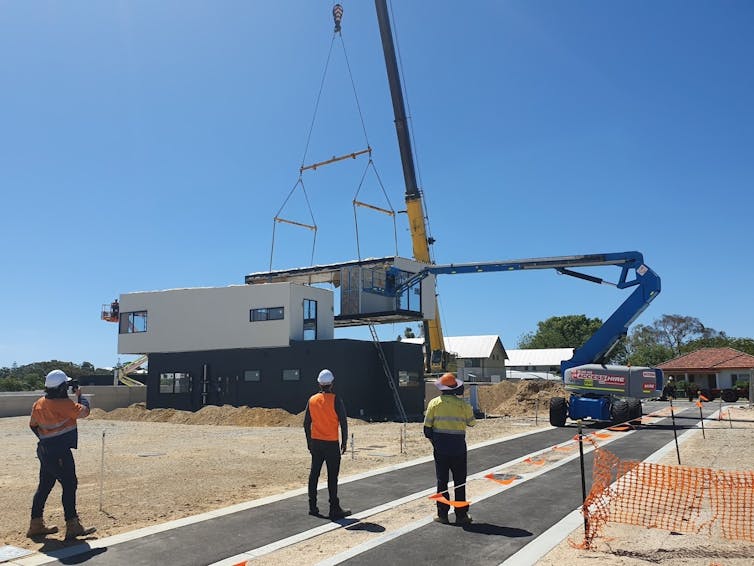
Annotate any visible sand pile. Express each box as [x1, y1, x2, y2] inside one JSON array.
[[88, 403, 305, 427], [477, 379, 567, 416]]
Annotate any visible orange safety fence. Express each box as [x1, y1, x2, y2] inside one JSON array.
[[574, 443, 754, 549]]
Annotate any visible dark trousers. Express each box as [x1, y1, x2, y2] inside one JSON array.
[[31, 443, 78, 521], [308, 440, 341, 508], [434, 450, 469, 518]]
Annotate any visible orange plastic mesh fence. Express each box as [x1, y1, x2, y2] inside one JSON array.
[[578, 447, 754, 548]]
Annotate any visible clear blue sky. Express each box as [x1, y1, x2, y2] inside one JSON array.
[[2, 1, 752, 369]]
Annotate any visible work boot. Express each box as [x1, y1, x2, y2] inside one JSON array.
[[65, 516, 96, 540], [455, 512, 473, 525], [309, 504, 320, 517], [433, 515, 450, 525], [26, 517, 59, 538], [328, 505, 351, 520]]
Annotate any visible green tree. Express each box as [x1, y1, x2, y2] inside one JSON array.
[[517, 315, 603, 349], [0, 360, 113, 391], [0, 377, 26, 392], [625, 314, 724, 366]]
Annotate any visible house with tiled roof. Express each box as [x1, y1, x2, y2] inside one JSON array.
[[657, 347, 754, 398]]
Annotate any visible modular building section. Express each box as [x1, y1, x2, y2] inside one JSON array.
[[117, 283, 334, 355], [146, 339, 425, 420], [245, 256, 437, 327]]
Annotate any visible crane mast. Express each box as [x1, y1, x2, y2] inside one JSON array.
[[374, 0, 446, 373]]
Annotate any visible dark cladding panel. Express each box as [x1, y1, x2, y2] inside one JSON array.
[[146, 340, 424, 420]]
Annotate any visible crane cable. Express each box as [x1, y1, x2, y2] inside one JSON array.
[[352, 159, 398, 261], [269, 177, 318, 271], [270, 3, 397, 270]]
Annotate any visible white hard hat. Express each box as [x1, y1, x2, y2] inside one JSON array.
[[317, 369, 335, 385], [45, 369, 71, 388]]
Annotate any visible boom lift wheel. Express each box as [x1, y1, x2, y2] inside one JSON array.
[[627, 398, 642, 423], [611, 400, 631, 425], [549, 397, 567, 427]]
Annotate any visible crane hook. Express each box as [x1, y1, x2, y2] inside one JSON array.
[[333, 4, 343, 33]]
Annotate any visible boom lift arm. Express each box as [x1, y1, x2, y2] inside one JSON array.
[[375, 0, 446, 372], [392, 251, 661, 372]]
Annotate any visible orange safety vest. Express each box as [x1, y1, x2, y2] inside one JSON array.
[[308, 392, 340, 441], [30, 397, 89, 442]]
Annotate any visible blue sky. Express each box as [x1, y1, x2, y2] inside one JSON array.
[[2, 1, 752, 369]]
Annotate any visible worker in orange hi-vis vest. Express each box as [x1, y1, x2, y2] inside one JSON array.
[[424, 372, 476, 525], [304, 369, 351, 520], [27, 370, 96, 540]]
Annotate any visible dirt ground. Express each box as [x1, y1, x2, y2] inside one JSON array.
[[2, 382, 753, 566]]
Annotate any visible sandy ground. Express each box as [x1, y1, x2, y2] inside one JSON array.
[[0, 405, 545, 554], [2, 388, 753, 566]]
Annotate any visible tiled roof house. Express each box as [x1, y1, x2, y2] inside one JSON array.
[[658, 347, 754, 397]]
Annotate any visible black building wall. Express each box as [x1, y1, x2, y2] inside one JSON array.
[[146, 339, 425, 420]]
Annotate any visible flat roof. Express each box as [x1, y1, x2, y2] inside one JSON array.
[[245, 256, 399, 286]]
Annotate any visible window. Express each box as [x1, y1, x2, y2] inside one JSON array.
[[397, 271, 422, 312], [250, 306, 284, 322], [282, 369, 300, 381], [244, 369, 261, 382], [160, 372, 190, 393], [119, 311, 148, 334], [303, 299, 317, 341], [398, 370, 420, 387]]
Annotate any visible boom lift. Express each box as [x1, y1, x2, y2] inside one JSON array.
[[390, 251, 664, 425], [375, 0, 449, 374]]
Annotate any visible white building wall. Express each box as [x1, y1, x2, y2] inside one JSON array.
[[118, 283, 333, 354]]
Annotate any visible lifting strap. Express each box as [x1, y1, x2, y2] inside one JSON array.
[[352, 158, 398, 260], [269, 177, 317, 271]]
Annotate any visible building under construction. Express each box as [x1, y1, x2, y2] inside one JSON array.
[[112, 256, 436, 420]]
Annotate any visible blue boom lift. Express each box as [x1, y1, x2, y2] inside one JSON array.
[[391, 251, 663, 426]]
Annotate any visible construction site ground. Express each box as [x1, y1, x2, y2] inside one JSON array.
[[0, 380, 752, 565]]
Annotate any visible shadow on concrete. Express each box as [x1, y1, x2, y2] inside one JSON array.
[[459, 523, 532, 537], [345, 521, 386, 533], [59, 546, 108, 564]]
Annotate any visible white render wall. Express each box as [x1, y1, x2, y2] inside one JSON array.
[[118, 283, 333, 354]]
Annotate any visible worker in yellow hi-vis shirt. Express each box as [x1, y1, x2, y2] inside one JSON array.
[[424, 372, 475, 525]]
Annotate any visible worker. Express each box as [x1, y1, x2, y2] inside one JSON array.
[[662, 376, 676, 400], [110, 299, 119, 320], [27, 370, 96, 540], [424, 372, 475, 525], [304, 369, 351, 520]]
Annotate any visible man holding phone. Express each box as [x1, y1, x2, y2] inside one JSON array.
[[27, 369, 96, 540]]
